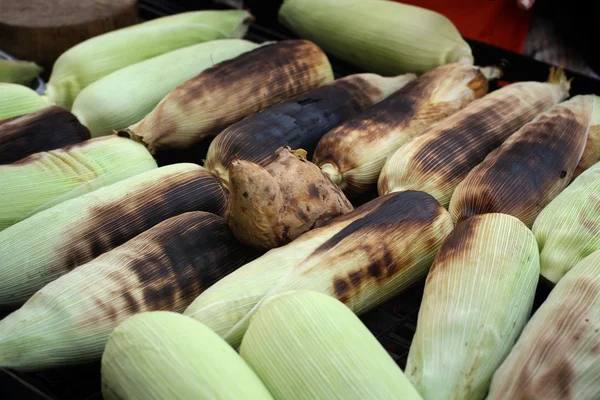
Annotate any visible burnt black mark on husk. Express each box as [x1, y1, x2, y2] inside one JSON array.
[[0, 106, 90, 164], [308, 183, 320, 199]]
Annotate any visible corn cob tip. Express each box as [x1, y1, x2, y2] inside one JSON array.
[[320, 163, 342, 185], [480, 66, 503, 80], [116, 128, 154, 154]]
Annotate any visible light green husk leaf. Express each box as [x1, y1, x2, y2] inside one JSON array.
[[0, 59, 42, 85], [0, 83, 53, 120]]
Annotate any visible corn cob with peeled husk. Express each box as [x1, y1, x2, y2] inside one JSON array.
[[240, 290, 422, 400], [533, 161, 600, 284], [0, 136, 157, 230], [0, 83, 53, 120], [0, 212, 258, 371], [102, 311, 273, 399], [487, 249, 600, 400], [0, 59, 42, 85], [0, 163, 228, 306], [72, 39, 261, 137], [312, 63, 500, 195], [450, 95, 595, 228], [185, 190, 453, 347], [406, 213, 540, 400], [46, 10, 252, 110], [119, 40, 334, 154], [575, 95, 600, 176], [204, 72, 416, 185], [226, 147, 353, 250], [378, 68, 570, 206], [0, 106, 90, 164], [278, 0, 473, 75]]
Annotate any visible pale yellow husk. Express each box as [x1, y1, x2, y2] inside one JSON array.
[[0, 83, 53, 120], [0, 59, 42, 85]]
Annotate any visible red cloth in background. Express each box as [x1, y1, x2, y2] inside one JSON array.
[[397, 0, 533, 54]]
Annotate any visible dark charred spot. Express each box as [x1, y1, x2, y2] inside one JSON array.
[[348, 271, 362, 286], [297, 207, 309, 222], [560, 170, 567, 179], [296, 97, 321, 106], [121, 292, 140, 313], [308, 184, 320, 199], [334, 278, 350, 298], [432, 216, 480, 268], [243, 191, 249, 198], [368, 263, 382, 278]]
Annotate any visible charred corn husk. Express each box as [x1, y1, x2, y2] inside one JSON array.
[[488, 249, 600, 400], [278, 0, 473, 75], [185, 190, 453, 347], [533, 161, 600, 284], [313, 64, 499, 195], [0, 59, 42, 85], [204, 72, 416, 184], [0, 83, 53, 120], [72, 39, 260, 137], [0, 106, 90, 164], [119, 40, 334, 154], [0, 212, 258, 370], [406, 214, 540, 400], [0, 163, 228, 306], [240, 290, 422, 400], [450, 95, 595, 228], [575, 96, 600, 176], [0, 136, 156, 230], [47, 10, 252, 110], [226, 147, 353, 250], [102, 311, 273, 400], [378, 68, 570, 206]]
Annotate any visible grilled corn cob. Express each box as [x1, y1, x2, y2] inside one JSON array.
[[240, 290, 423, 400], [450, 95, 595, 227], [313, 64, 498, 195], [46, 10, 252, 110], [488, 249, 600, 400], [119, 40, 334, 154], [204, 72, 416, 184], [72, 39, 260, 137], [102, 311, 273, 399], [575, 95, 600, 176], [278, 0, 473, 75], [406, 213, 540, 400], [185, 190, 453, 347], [0, 163, 228, 306], [226, 147, 353, 249], [533, 161, 600, 284], [0, 212, 258, 370], [0, 83, 53, 120], [0, 136, 156, 230], [378, 68, 570, 206], [0, 106, 90, 164], [0, 59, 42, 85]]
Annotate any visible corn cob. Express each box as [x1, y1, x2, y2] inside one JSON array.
[[533, 161, 600, 284], [185, 190, 453, 347], [0, 136, 156, 230], [0, 212, 258, 371], [0, 59, 42, 85], [119, 40, 334, 154], [487, 249, 600, 400], [0, 106, 90, 164], [575, 95, 600, 176], [226, 147, 353, 249], [204, 72, 416, 184], [378, 68, 570, 206], [0, 163, 228, 306], [72, 39, 260, 137], [450, 95, 595, 228], [102, 311, 273, 399], [0, 83, 53, 120], [46, 10, 252, 110], [313, 64, 499, 195], [278, 0, 473, 75], [406, 213, 540, 400], [240, 290, 423, 400]]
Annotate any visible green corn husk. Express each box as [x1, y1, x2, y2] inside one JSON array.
[[488, 249, 600, 400], [240, 290, 422, 400], [102, 311, 273, 399], [406, 213, 540, 400], [72, 39, 260, 137], [184, 190, 453, 347], [533, 161, 600, 284], [0, 136, 157, 231], [0, 163, 228, 307], [0, 212, 258, 370], [0, 83, 53, 120], [278, 0, 473, 75], [0, 59, 42, 85], [46, 10, 252, 110]]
